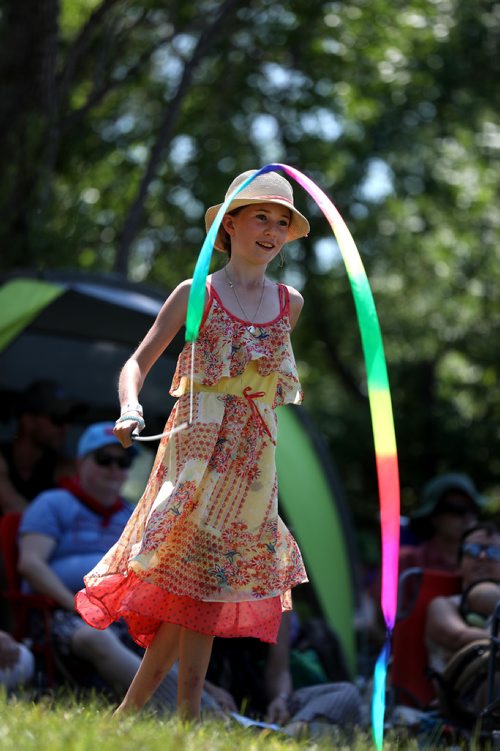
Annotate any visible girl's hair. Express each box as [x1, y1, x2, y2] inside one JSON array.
[[219, 207, 243, 256]]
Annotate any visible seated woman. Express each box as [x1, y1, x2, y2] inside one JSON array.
[[425, 521, 500, 723], [401, 473, 485, 574]]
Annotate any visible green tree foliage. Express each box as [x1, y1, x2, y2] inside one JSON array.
[[0, 0, 498, 543]]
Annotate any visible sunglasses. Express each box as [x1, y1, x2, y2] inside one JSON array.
[[92, 451, 133, 469], [461, 542, 500, 562]]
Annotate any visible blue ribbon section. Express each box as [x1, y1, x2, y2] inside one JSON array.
[[372, 631, 392, 750]]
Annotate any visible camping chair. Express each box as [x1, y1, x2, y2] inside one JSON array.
[[0, 511, 57, 686], [481, 600, 500, 726], [430, 595, 500, 734], [390, 567, 461, 709], [486, 601, 500, 707]]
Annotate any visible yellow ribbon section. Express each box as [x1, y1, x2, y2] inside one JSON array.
[[369, 389, 397, 457]]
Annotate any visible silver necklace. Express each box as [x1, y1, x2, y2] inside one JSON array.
[[224, 266, 266, 336]]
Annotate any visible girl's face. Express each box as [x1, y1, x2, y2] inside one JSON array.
[[223, 203, 291, 262]]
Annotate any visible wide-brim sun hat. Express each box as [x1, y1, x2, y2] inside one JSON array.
[[411, 472, 487, 520], [205, 169, 310, 252]]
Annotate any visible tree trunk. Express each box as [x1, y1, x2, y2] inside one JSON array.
[[114, 0, 241, 276], [0, 0, 59, 263]]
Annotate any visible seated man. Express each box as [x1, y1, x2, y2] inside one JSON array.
[[205, 610, 362, 734], [425, 521, 500, 721], [17, 422, 143, 698]]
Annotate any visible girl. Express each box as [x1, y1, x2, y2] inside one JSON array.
[[75, 169, 310, 719]]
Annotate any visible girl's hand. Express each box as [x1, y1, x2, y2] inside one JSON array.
[[113, 416, 144, 448]]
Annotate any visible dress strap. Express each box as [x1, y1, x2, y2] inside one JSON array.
[[278, 284, 290, 316], [199, 280, 215, 330]]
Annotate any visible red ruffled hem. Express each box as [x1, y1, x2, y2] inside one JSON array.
[[75, 570, 286, 648]]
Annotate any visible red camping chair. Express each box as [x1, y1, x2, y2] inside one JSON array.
[[390, 567, 461, 708], [0, 511, 57, 685]]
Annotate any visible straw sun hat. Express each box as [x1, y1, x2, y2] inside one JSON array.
[[204, 169, 310, 252]]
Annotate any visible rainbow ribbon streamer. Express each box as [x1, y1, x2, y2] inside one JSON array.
[[186, 164, 400, 749]]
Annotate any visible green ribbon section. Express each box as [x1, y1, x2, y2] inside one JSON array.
[[350, 274, 389, 391]]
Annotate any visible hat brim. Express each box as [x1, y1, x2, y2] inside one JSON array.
[[205, 197, 310, 252], [411, 475, 487, 521], [412, 495, 486, 520], [78, 437, 139, 459]]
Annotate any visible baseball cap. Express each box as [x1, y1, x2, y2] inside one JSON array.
[[77, 421, 138, 459], [20, 379, 85, 421]]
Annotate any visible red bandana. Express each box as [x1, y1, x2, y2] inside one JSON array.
[[59, 475, 124, 527]]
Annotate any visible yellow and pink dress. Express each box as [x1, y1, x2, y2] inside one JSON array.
[[76, 282, 308, 646]]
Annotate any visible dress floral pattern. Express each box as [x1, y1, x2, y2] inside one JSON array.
[[75, 282, 308, 647]]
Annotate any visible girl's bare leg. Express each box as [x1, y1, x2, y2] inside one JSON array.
[[177, 627, 214, 720], [115, 621, 181, 714]]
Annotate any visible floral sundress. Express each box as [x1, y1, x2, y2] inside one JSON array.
[[76, 281, 308, 646]]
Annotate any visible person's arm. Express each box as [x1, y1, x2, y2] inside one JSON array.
[[287, 286, 304, 331], [114, 280, 192, 447], [425, 595, 490, 654], [264, 612, 293, 724], [465, 582, 500, 619], [0, 452, 28, 513], [17, 533, 75, 611]]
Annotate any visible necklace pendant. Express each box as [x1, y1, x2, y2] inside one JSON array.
[[247, 325, 257, 335]]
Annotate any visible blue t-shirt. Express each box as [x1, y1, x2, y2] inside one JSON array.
[[19, 489, 133, 593]]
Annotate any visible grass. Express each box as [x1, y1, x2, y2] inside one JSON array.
[[0, 692, 428, 751]]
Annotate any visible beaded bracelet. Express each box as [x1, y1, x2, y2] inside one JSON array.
[[116, 412, 145, 429]]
